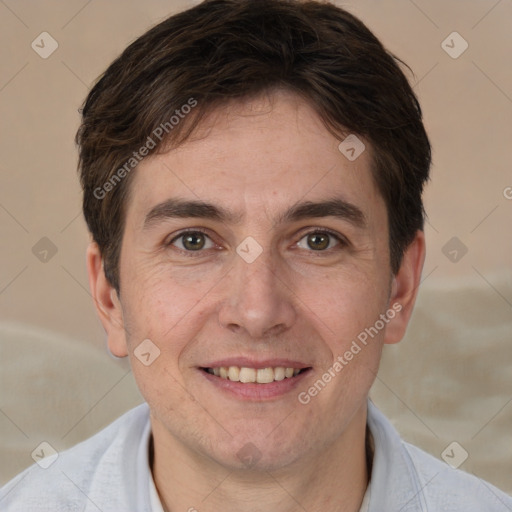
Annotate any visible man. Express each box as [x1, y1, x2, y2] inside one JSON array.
[[1, 0, 511, 510]]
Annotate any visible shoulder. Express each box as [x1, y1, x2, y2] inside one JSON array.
[[366, 400, 512, 511], [402, 441, 512, 511], [0, 403, 150, 512]]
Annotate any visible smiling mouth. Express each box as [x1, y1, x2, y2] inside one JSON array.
[[201, 366, 311, 384]]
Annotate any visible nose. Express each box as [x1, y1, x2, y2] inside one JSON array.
[[217, 246, 297, 339]]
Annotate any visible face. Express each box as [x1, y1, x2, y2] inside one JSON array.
[[89, 90, 422, 472]]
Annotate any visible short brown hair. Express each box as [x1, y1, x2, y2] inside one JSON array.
[[77, 0, 431, 294]]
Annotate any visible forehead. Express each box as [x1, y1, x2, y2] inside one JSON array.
[[126, 90, 383, 227]]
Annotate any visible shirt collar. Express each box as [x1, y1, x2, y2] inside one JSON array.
[[366, 399, 429, 511], [148, 468, 166, 512]]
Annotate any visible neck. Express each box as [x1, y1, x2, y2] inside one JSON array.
[[150, 402, 371, 512]]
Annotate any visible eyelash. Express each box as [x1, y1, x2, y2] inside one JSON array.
[[167, 227, 347, 256]]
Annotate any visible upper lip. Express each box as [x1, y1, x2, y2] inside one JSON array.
[[200, 357, 312, 369]]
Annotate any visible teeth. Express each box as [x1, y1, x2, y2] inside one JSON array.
[[239, 367, 256, 383], [274, 367, 285, 381], [256, 367, 274, 383], [206, 366, 305, 383], [228, 366, 240, 382]]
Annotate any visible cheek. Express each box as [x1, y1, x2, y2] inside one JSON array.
[[120, 276, 200, 414], [297, 271, 388, 416], [299, 264, 390, 344], [122, 253, 215, 334], [119, 256, 224, 382]]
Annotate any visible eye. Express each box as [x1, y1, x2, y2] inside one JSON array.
[[169, 230, 215, 252], [296, 230, 345, 251]]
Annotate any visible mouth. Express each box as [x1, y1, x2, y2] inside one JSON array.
[[198, 363, 313, 401], [201, 365, 311, 383]]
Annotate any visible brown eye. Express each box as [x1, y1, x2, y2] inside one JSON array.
[[170, 231, 213, 251], [183, 232, 205, 250], [307, 233, 329, 250], [296, 230, 343, 252]]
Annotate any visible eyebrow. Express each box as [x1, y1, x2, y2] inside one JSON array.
[[143, 197, 366, 230]]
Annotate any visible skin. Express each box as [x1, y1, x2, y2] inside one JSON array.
[[87, 89, 425, 512]]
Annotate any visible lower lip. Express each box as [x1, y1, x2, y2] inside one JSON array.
[[199, 368, 312, 401]]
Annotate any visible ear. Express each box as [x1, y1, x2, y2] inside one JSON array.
[[86, 241, 128, 357], [383, 230, 426, 345]]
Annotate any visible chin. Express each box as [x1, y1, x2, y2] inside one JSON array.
[[209, 432, 310, 473]]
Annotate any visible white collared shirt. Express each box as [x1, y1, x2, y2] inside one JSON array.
[[1, 400, 510, 511]]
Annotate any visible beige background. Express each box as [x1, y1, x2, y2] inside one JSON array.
[[1, 0, 511, 498]]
